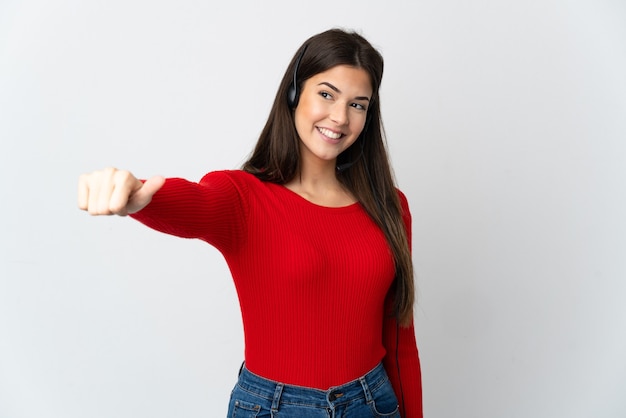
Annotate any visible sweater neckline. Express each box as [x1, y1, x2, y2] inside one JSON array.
[[271, 183, 362, 212]]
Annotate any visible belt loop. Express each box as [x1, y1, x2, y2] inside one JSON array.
[[271, 382, 284, 412], [359, 377, 373, 403]]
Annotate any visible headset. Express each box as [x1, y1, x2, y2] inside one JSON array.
[[287, 45, 308, 108], [288, 44, 369, 173]]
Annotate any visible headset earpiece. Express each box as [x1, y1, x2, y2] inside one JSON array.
[[287, 45, 308, 108], [287, 86, 298, 108]]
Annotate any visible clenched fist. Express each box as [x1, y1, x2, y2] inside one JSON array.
[[78, 168, 165, 216]]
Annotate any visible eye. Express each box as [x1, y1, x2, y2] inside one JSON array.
[[319, 91, 333, 100], [351, 102, 367, 111]]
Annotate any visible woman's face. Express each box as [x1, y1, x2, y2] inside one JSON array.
[[294, 65, 372, 169]]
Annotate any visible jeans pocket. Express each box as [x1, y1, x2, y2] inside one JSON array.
[[369, 400, 400, 418], [368, 379, 401, 417], [231, 399, 261, 418]]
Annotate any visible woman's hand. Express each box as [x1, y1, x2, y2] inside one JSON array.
[[78, 168, 165, 216]]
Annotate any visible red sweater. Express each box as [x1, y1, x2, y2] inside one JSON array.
[[131, 170, 422, 417]]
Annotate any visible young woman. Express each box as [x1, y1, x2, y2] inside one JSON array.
[[78, 28, 422, 418]]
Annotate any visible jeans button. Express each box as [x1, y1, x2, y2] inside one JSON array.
[[329, 392, 343, 401]]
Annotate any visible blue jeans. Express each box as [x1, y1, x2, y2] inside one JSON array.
[[227, 363, 401, 417]]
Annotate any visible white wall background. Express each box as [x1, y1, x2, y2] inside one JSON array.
[[1, 0, 625, 417]]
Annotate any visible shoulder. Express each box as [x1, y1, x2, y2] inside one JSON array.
[[395, 188, 412, 231], [199, 170, 277, 204], [395, 188, 411, 213], [199, 169, 261, 190], [200, 169, 257, 182]]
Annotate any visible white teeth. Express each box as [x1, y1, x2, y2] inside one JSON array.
[[318, 127, 342, 139]]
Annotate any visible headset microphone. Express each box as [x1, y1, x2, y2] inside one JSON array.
[[336, 146, 364, 172], [336, 113, 371, 172]]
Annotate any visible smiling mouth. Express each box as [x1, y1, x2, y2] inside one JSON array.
[[317, 127, 344, 140]]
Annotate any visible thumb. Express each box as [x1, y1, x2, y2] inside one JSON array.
[[126, 175, 166, 214]]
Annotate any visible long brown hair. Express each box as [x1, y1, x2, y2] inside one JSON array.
[[242, 28, 415, 325]]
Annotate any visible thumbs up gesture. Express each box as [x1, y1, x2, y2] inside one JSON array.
[[78, 168, 165, 216]]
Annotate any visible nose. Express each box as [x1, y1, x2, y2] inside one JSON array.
[[330, 103, 349, 126]]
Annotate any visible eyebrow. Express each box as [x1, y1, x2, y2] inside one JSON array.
[[317, 82, 370, 102]]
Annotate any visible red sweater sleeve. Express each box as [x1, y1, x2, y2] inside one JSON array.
[[129, 171, 248, 253], [383, 313, 423, 418], [382, 190, 423, 418]]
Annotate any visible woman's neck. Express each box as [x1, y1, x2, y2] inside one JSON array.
[[284, 161, 356, 207]]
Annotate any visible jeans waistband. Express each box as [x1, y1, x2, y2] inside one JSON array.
[[236, 363, 389, 409]]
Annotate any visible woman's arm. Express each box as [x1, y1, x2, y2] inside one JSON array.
[[382, 189, 423, 418], [78, 169, 248, 252], [383, 313, 423, 418]]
